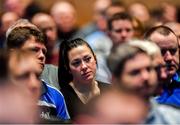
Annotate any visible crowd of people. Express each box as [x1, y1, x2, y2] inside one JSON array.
[[0, 0, 180, 124]]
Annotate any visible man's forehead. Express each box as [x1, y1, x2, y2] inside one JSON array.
[[124, 53, 151, 69], [22, 36, 46, 49], [150, 32, 178, 48]]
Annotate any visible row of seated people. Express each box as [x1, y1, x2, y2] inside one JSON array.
[[0, 16, 180, 123]]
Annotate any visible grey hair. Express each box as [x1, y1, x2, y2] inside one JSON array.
[[127, 39, 161, 58]]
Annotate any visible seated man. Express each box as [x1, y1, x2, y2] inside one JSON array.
[[144, 25, 180, 107], [6, 26, 70, 122], [8, 50, 70, 122], [107, 43, 180, 124], [6, 19, 60, 90]]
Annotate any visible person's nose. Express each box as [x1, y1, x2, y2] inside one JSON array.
[[37, 50, 45, 62], [163, 51, 173, 62], [121, 30, 128, 38], [81, 61, 88, 70], [141, 69, 150, 81]]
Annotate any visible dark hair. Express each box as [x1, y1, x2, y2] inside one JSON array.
[[0, 49, 9, 83], [105, 0, 126, 17], [108, 12, 133, 31], [6, 26, 46, 49], [107, 43, 147, 77], [58, 38, 97, 88]]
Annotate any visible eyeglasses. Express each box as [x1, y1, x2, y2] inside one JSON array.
[[161, 48, 178, 56]]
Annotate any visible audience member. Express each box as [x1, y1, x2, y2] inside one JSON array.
[[108, 12, 135, 48], [6, 19, 60, 90], [128, 2, 150, 27], [32, 12, 59, 65], [3, 0, 25, 17], [161, 2, 178, 23], [107, 43, 180, 124], [58, 38, 110, 119], [8, 50, 41, 101], [85, 1, 126, 58], [80, 0, 111, 38], [0, 49, 39, 123], [50, 1, 80, 42], [6, 26, 70, 121], [128, 40, 167, 95], [92, 12, 135, 84], [0, 11, 19, 48], [3, 0, 41, 19], [145, 25, 180, 107]]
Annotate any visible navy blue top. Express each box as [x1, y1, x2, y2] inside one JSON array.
[[156, 72, 180, 107]]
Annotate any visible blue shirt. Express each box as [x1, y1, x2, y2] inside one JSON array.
[[156, 72, 180, 107], [38, 80, 70, 120]]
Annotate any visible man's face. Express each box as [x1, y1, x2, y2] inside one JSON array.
[[118, 53, 157, 97], [32, 15, 57, 48], [152, 53, 167, 85], [110, 19, 134, 45], [9, 55, 42, 101], [21, 36, 47, 72], [51, 2, 76, 33], [150, 32, 179, 77]]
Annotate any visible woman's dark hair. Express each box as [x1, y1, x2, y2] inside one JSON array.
[[58, 38, 97, 88]]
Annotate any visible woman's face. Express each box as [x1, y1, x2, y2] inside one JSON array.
[[68, 45, 97, 84]]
